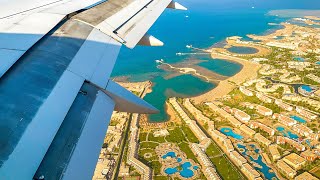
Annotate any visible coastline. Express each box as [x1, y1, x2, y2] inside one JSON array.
[[191, 53, 261, 103]]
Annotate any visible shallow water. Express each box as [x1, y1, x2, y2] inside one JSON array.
[[111, 0, 319, 122]]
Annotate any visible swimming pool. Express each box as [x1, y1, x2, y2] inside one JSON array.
[[276, 126, 299, 139], [162, 151, 176, 159], [220, 127, 243, 140], [237, 144, 278, 180], [300, 85, 312, 92], [163, 152, 198, 178], [293, 57, 305, 62], [290, 115, 306, 123]]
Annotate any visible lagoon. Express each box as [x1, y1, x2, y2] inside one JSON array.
[[227, 46, 259, 54]]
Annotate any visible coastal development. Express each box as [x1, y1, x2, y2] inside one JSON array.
[[94, 15, 320, 180]]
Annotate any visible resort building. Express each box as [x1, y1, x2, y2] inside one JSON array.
[[268, 144, 281, 161], [255, 105, 273, 116], [276, 136, 306, 151], [204, 167, 221, 180], [300, 150, 319, 162], [292, 124, 318, 140], [199, 138, 212, 150], [233, 108, 251, 123], [278, 114, 297, 127], [282, 153, 306, 170], [170, 98, 210, 142], [276, 159, 297, 179], [240, 86, 254, 96], [256, 92, 273, 103], [306, 74, 320, 84], [240, 124, 256, 137], [187, 120, 208, 141], [224, 139, 235, 152], [184, 98, 210, 123], [241, 163, 261, 180], [227, 116, 243, 127], [266, 41, 298, 50], [241, 102, 255, 110], [254, 133, 272, 146], [229, 150, 247, 167], [287, 61, 311, 70], [209, 129, 228, 143], [169, 98, 192, 123], [249, 122, 275, 136], [296, 106, 318, 120], [153, 129, 169, 137], [294, 172, 318, 180], [206, 103, 242, 127], [275, 99, 293, 111], [190, 143, 221, 180], [190, 143, 213, 167], [126, 114, 152, 180]]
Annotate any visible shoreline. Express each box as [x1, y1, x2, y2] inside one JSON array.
[[191, 53, 261, 103]]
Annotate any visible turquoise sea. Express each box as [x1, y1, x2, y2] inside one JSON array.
[[111, 0, 320, 122]]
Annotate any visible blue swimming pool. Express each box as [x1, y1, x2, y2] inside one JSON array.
[[276, 126, 299, 139], [220, 127, 243, 140], [301, 85, 312, 92], [163, 152, 198, 178], [294, 57, 305, 62], [162, 151, 176, 159], [290, 115, 306, 123], [165, 167, 178, 175], [180, 162, 194, 178], [316, 61, 320, 65], [237, 144, 278, 180]]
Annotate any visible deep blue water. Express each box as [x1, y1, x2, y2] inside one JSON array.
[[111, 0, 320, 122]]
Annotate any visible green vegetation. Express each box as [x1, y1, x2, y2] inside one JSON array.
[[139, 132, 148, 142], [206, 143, 245, 180], [154, 176, 168, 180], [181, 125, 199, 143], [303, 77, 320, 85], [148, 133, 166, 143], [214, 120, 232, 128], [177, 142, 198, 163], [140, 142, 159, 149], [194, 102, 218, 119], [166, 127, 186, 143], [205, 144, 221, 157], [223, 88, 282, 114]]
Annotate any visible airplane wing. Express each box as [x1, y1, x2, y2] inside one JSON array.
[[0, 0, 186, 179]]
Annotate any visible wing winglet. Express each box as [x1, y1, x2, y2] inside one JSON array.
[[167, 1, 188, 10], [138, 34, 164, 46]]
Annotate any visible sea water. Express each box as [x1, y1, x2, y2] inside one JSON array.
[[111, 0, 319, 122]]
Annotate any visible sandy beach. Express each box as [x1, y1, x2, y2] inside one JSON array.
[[191, 53, 261, 103]]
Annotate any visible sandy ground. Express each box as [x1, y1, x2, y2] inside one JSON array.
[[305, 16, 320, 21], [191, 53, 261, 103]]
